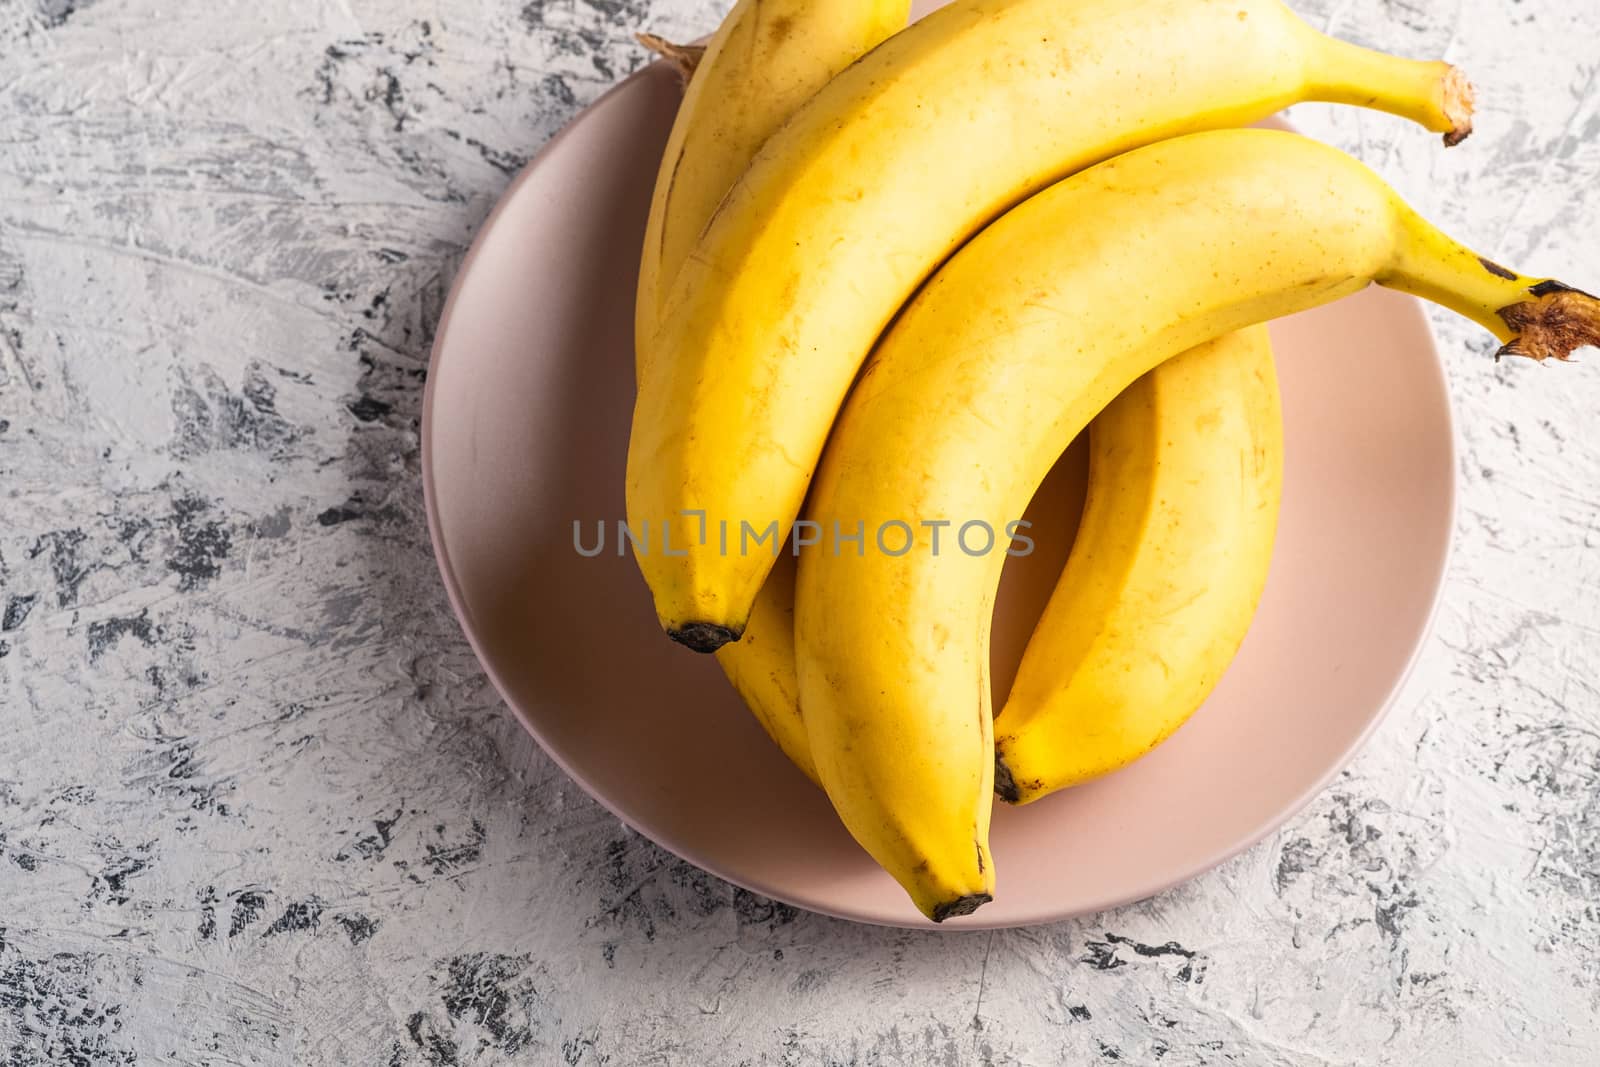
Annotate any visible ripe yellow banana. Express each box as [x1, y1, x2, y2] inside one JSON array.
[[717, 329, 1280, 795], [994, 328, 1283, 804], [796, 128, 1598, 921], [634, 0, 911, 384], [626, 0, 1475, 651], [633, 0, 909, 775], [716, 548, 820, 785]]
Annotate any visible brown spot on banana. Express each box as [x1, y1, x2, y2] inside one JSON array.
[[766, 15, 794, 46], [1479, 257, 1518, 280]]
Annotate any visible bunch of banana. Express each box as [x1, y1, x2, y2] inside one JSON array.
[[632, 0, 1598, 921]]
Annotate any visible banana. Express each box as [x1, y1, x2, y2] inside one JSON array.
[[633, 0, 909, 775], [994, 328, 1282, 804], [717, 329, 1279, 795], [716, 548, 820, 785], [795, 128, 1598, 921], [634, 0, 911, 384], [626, 0, 1475, 651]]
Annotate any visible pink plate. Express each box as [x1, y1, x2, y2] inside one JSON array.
[[421, 63, 1455, 928]]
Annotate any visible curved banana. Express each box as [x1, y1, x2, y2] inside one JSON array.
[[634, 0, 911, 384], [633, 0, 909, 774], [994, 328, 1282, 804], [725, 329, 1281, 792], [626, 0, 1475, 651], [796, 128, 1598, 922]]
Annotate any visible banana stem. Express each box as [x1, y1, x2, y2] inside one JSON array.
[[1383, 208, 1600, 361], [637, 32, 706, 81], [1303, 32, 1474, 145]]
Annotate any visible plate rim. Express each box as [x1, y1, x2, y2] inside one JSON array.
[[420, 62, 1461, 930]]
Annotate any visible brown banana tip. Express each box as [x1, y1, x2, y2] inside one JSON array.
[[993, 754, 1021, 805], [635, 32, 705, 82], [667, 621, 740, 653], [1441, 66, 1475, 146], [1496, 281, 1600, 362], [930, 893, 993, 923]]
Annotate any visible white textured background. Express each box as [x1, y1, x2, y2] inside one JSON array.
[[2, 1, 1598, 1063]]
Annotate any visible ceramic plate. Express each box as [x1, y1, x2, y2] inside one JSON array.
[[421, 55, 1455, 929]]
